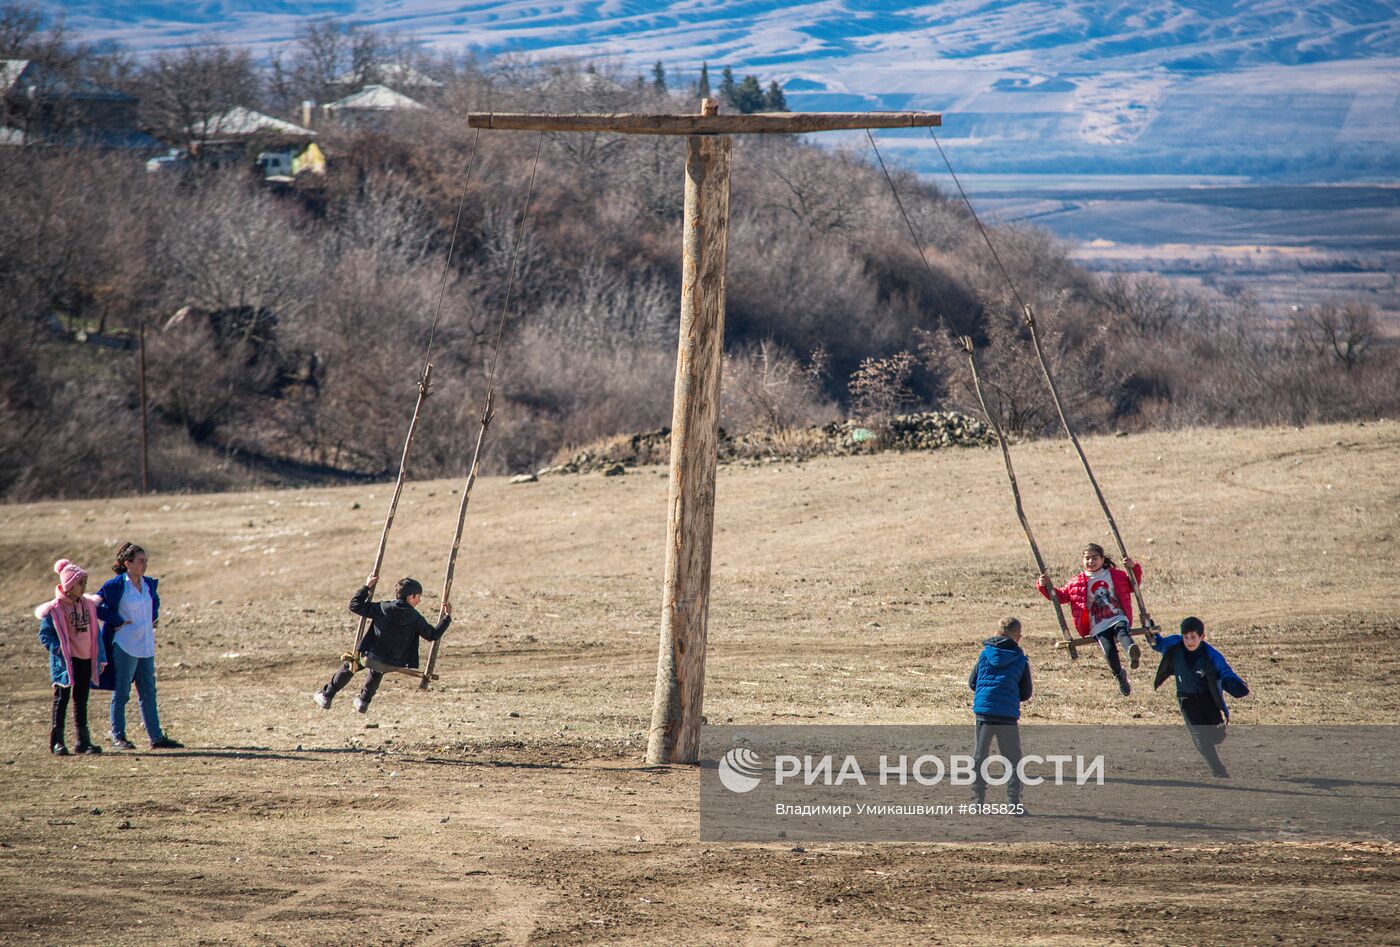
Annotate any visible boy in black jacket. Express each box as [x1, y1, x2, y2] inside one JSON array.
[[313, 575, 451, 714]]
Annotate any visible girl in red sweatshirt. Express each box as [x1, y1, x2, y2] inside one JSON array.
[[1037, 543, 1143, 696]]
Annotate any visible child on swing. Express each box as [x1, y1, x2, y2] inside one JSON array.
[[1037, 543, 1143, 696], [314, 575, 451, 714]]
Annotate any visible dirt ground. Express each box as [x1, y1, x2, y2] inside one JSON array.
[[2, 421, 1398, 945]]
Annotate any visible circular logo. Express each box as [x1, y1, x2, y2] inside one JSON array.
[[718, 747, 763, 793]]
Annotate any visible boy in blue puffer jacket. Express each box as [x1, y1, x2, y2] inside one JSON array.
[[968, 616, 1033, 807], [1151, 616, 1249, 777]]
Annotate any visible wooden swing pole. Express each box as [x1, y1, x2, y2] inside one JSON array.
[[468, 104, 941, 764], [960, 337, 1078, 658], [420, 390, 494, 689], [1021, 305, 1156, 642], [353, 363, 433, 654]]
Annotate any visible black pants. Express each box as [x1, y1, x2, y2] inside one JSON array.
[[1179, 693, 1229, 777], [1095, 621, 1135, 676], [51, 657, 92, 748], [971, 718, 1023, 802], [321, 659, 386, 705]]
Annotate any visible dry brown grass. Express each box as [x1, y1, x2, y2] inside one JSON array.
[[1, 420, 1398, 944]]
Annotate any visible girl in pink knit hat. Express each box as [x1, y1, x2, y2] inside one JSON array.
[[37, 559, 107, 755]]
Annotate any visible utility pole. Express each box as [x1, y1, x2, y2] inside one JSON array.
[[468, 103, 941, 763], [139, 321, 150, 495]]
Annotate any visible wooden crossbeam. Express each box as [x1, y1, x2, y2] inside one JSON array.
[[466, 111, 940, 135], [1053, 629, 1156, 651]]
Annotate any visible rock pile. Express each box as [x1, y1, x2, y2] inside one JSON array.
[[886, 411, 996, 451], [534, 410, 996, 477]]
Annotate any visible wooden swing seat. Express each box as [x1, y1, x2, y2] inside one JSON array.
[[340, 651, 440, 682], [1053, 628, 1158, 652]]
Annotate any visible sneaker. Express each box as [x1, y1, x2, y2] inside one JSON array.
[[150, 737, 184, 750], [352, 697, 369, 715], [1117, 668, 1132, 697], [1128, 642, 1142, 669], [50, 742, 70, 756], [111, 737, 136, 750], [74, 742, 103, 755], [313, 691, 332, 711]]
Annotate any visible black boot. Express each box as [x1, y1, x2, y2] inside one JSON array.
[[74, 726, 102, 754]]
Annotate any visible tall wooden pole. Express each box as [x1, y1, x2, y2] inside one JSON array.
[[463, 106, 938, 762], [647, 98, 731, 765], [138, 322, 150, 495]]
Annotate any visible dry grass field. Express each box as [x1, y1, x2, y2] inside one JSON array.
[[2, 420, 1398, 945]]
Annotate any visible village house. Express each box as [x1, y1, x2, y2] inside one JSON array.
[[1, 59, 159, 150], [322, 84, 426, 130]]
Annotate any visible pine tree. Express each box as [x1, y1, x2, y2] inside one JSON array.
[[697, 62, 710, 98], [733, 74, 765, 113], [719, 66, 736, 108], [765, 80, 788, 112], [652, 61, 667, 94]]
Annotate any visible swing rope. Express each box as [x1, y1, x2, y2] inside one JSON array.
[[864, 129, 950, 314], [923, 126, 1156, 639], [935, 126, 1153, 638], [958, 336, 1078, 658], [864, 131, 1072, 646], [865, 128, 1157, 646], [420, 130, 546, 689], [350, 127, 484, 659], [423, 127, 484, 368]]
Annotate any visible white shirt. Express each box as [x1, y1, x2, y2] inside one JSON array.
[[114, 574, 156, 658], [1084, 568, 1127, 636]]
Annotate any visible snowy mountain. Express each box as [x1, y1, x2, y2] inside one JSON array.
[[56, 0, 1400, 178]]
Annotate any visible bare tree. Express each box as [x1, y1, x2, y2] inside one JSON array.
[[268, 18, 391, 111], [756, 141, 876, 236], [0, 1, 86, 140], [723, 341, 835, 432], [1292, 302, 1377, 372], [136, 40, 262, 146], [157, 174, 313, 320], [920, 298, 1118, 437], [1098, 273, 1182, 336], [849, 351, 917, 432]]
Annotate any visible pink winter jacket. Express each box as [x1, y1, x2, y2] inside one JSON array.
[[1038, 562, 1143, 638], [36, 593, 105, 687]]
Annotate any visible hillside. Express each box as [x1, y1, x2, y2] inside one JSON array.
[[1, 422, 1397, 942], [58, 0, 1400, 178]]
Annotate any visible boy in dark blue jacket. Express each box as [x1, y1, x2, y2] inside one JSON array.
[[968, 616, 1033, 807], [1151, 616, 1249, 777]]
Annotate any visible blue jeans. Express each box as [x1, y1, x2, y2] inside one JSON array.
[[109, 644, 164, 743]]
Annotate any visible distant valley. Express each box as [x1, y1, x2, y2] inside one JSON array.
[[964, 179, 1400, 330], [57, 0, 1400, 180]]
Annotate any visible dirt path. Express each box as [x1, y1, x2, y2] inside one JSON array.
[[2, 421, 1398, 944]]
